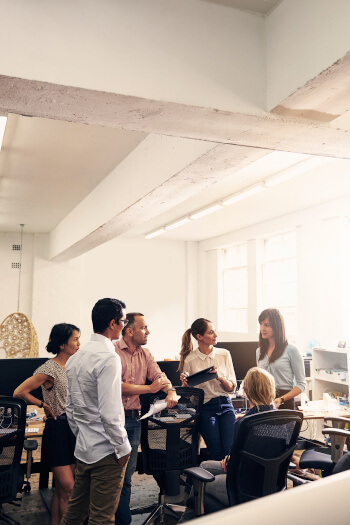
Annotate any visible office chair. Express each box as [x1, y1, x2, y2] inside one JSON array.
[[183, 409, 303, 517], [0, 396, 27, 525], [296, 416, 350, 478], [132, 387, 204, 525]]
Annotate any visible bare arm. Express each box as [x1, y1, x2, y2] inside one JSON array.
[[274, 386, 302, 407], [122, 377, 166, 396], [13, 373, 57, 419]]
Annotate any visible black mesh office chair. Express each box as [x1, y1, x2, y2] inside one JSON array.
[[184, 409, 303, 516], [0, 397, 27, 525], [296, 416, 350, 478], [133, 387, 204, 525]]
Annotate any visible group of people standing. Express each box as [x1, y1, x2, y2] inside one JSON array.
[[14, 301, 305, 524]]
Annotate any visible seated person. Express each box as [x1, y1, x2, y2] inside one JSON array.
[[182, 367, 275, 519]]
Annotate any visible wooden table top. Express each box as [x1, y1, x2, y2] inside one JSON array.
[[297, 407, 350, 420]]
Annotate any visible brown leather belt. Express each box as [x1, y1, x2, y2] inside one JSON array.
[[124, 409, 140, 418]]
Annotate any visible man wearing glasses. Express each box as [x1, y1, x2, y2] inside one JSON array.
[[61, 298, 131, 525], [114, 312, 178, 525]]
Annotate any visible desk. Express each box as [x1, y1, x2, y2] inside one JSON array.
[[298, 408, 350, 420], [298, 408, 350, 442]]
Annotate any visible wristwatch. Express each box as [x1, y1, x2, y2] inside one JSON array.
[[280, 396, 285, 405], [40, 401, 44, 408]]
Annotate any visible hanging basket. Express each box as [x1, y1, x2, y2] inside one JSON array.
[[0, 312, 39, 358]]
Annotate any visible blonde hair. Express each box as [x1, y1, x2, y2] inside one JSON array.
[[243, 367, 275, 407]]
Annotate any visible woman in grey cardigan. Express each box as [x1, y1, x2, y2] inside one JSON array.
[[257, 308, 306, 410]]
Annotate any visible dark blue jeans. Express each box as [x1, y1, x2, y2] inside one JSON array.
[[200, 396, 236, 461], [115, 416, 141, 525]]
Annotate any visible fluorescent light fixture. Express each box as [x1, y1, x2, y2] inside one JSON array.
[[0, 116, 7, 151], [222, 182, 265, 206], [165, 217, 191, 231], [145, 228, 165, 240], [190, 204, 223, 220], [265, 156, 327, 187]]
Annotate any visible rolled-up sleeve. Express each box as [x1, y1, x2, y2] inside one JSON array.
[[146, 350, 166, 383]]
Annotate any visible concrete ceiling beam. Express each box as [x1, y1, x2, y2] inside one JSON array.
[[0, 73, 349, 160]]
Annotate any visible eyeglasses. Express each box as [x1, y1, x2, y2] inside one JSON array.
[[119, 318, 129, 326]]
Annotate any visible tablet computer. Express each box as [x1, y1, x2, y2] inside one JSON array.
[[186, 366, 218, 387]]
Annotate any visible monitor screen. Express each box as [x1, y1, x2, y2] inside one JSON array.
[[157, 360, 181, 387], [0, 357, 48, 399], [215, 342, 258, 381]]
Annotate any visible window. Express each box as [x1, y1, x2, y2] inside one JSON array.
[[261, 230, 297, 335], [219, 243, 248, 332]]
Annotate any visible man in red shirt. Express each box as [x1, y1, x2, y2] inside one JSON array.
[[114, 312, 178, 525]]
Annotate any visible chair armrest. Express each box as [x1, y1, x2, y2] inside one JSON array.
[[322, 428, 349, 463], [183, 467, 215, 517], [322, 428, 350, 437], [183, 466, 215, 483]]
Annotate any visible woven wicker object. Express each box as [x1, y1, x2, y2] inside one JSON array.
[[0, 312, 39, 358]]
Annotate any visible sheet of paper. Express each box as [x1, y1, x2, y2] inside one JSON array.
[[139, 395, 180, 420]]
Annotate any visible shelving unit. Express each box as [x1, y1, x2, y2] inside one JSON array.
[[312, 347, 350, 401], [299, 348, 350, 443]]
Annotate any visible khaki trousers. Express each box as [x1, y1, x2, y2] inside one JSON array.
[[60, 453, 127, 525]]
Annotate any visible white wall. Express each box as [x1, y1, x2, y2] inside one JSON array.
[[1, 233, 188, 360], [1, 0, 265, 114], [0, 233, 35, 358], [78, 236, 187, 360], [266, 0, 350, 109], [198, 193, 350, 353]]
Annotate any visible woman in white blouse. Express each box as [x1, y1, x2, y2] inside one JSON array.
[[179, 318, 236, 460]]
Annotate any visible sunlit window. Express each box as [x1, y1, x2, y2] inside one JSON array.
[[219, 243, 248, 332], [261, 231, 297, 335]]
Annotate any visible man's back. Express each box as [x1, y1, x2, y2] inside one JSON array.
[[66, 333, 129, 464]]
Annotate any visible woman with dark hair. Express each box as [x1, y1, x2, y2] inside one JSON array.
[[14, 323, 80, 525], [257, 308, 306, 410], [179, 318, 236, 460]]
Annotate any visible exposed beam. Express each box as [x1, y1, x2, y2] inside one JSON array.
[[50, 144, 269, 262], [0, 71, 349, 160]]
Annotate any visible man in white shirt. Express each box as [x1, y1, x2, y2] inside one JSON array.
[[61, 298, 131, 525]]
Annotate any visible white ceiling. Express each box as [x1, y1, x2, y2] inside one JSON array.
[[1, 1, 350, 257], [0, 115, 145, 232]]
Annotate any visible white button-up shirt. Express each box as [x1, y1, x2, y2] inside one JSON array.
[[65, 333, 131, 464], [183, 347, 236, 403]]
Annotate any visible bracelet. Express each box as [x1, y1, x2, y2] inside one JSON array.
[[167, 387, 176, 392]]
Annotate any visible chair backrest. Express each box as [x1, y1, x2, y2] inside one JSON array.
[[0, 396, 26, 503], [140, 387, 204, 476], [226, 409, 303, 505]]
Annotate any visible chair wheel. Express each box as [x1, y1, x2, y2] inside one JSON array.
[[23, 484, 31, 493]]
